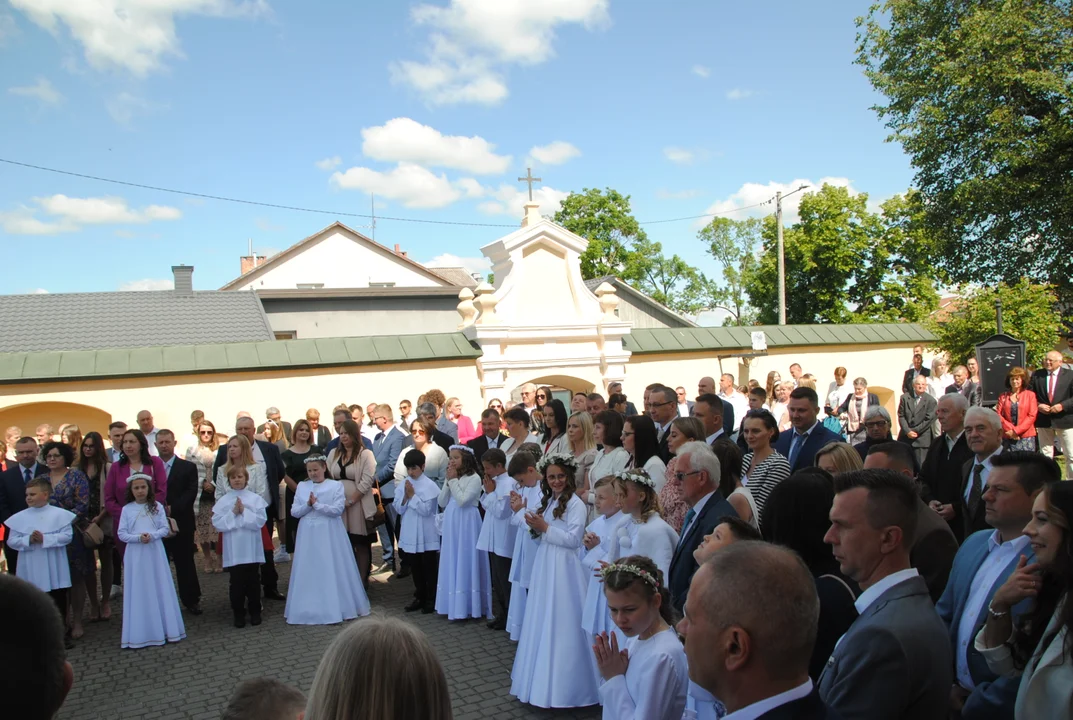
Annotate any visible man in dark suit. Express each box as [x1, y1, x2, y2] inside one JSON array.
[[818, 469, 952, 718], [418, 402, 455, 454], [698, 376, 735, 435], [257, 407, 292, 445], [920, 393, 974, 541], [936, 451, 1057, 719], [305, 408, 332, 447], [902, 353, 931, 394], [467, 409, 510, 466], [667, 441, 738, 613], [693, 393, 727, 446], [649, 385, 679, 464], [960, 407, 1005, 540], [1031, 350, 1073, 479], [774, 387, 843, 473], [946, 365, 981, 406], [607, 382, 638, 416], [156, 430, 202, 614], [0, 437, 46, 575], [680, 542, 838, 720], [213, 417, 286, 600], [897, 374, 937, 467], [864, 442, 959, 603], [675, 386, 695, 419], [370, 404, 406, 575]]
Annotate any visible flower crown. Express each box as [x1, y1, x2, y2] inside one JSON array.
[[537, 452, 577, 472], [614, 468, 656, 489], [449, 444, 475, 456], [303, 454, 328, 465], [600, 562, 659, 589], [128, 472, 154, 484]]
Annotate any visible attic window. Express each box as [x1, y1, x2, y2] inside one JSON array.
[[369, 282, 396, 288], [296, 283, 324, 289]]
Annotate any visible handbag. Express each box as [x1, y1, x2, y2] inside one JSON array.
[[166, 516, 179, 538], [82, 521, 105, 548], [366, 478, 387, 529]]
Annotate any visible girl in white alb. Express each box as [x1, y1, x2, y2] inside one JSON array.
[[607, 470, 679, 580], [593, 556, 689, 720], [118, 473, 186, 649], [435, 445, 492, 620], [505, 450, 545, 641], [582, 475, 626, 643]]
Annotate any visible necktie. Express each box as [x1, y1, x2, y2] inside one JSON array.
[[1049, 373, 1057, 403], [23, 467, 31, 483], [374, 433, 384, 451], [788, 432, 806, 468], [680, 508, 697, 545], [968, 464, 984, 520]]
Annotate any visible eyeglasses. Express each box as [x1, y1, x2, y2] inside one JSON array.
[[622, 431, 635, 437], [651, 400, 674, 408], [199, 430, 214, 436], [674, 470, 702, 482], [490, 404, 503, 410], [45, 453, 63, 460]]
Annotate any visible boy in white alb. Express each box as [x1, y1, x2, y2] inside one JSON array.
[[396, 448, 441, 613], [476, 448, 517, 631], [505, 450, 543, 641], [5, 478, 75, 620], [212, 466, 268, 628]]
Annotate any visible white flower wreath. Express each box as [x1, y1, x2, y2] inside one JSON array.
[[614, 468, 657, 490], [537, 452, 578, 473]]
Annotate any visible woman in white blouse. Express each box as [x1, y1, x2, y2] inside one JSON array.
[[395, 419, 448, 488], [541, 399, 570, 457], [622, 415, 667, 493], [215, 435, 269, 506], [928, 356, 955, 398]]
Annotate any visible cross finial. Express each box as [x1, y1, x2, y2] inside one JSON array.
[[518, 167, 542, 202]]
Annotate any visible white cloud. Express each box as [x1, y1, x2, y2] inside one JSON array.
[[692, 64, 710, 79], [314, 156, 342, 171], [391, 0, 609, 105], [8, 77, 62, 104], [697, 176, 857, 228], [726, 88, 756, 101], [331, 163, 465, 209], [425, 252, 491, 276], [656, 188, 701, 200], [527, 140, 580, 166], [0, 209, 77, 235], [361, 117, 510, 174], [119, 278, 174, 291], [31, 288, 50, 294], [663, 147, 696, 165], [476, 183, 569, 216], [0, 195, 182, 235], [0, 14, 17, 45], [106, 92, 159, 125], [9, 0, 268, 76]]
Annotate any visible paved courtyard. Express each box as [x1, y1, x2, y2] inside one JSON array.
[[56, 546, 600, 720]]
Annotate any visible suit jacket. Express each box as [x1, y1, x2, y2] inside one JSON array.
[[165, 456, 199, 527], [212, 440, 284, 513], [903, 367, 932, 394], [313, 425, 332, 447], [947, 380, 981, 407], [678, 400, 696, 418], [657, 425, 672, 465], [897, 392, 937, 449], [722, 398, 735, 439], [668, 490, 738, 612], [773, 423, 843, 474], [919, 432, 974, 541], [466, 432, 510, 467], [370, 426, 405, 493], [624, 401, 639, 416], [0, 462, 46, 525], [910, 497, 959, 603], [1030, 366, 1073, 429], [755, 687, 843, 720], [960, 455, 1000, 540], [935, 530, 1034, 720], [818, 575, 952, 720]]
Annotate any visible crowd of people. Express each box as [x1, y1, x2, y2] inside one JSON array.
[[3, 347, 1073, 719]]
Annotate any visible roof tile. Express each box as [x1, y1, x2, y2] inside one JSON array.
[[625, 324, 936, 354]]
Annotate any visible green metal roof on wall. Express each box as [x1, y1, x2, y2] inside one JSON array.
[[0, 333, 482, 384], [623, 324, 936, 354]]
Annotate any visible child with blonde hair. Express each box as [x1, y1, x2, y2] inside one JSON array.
[[212, 465, 268, 628]]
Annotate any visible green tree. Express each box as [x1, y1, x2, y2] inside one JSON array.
[[743, 184, 939, 324], [554, 188, 649, 281], [856, 0, 1073, 301], [926, 279, 1061, 367], [631, 236, 707, 315], [697, 217, 759, 325]]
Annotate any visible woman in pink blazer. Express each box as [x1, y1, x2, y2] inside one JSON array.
[[104, 429, 168, 553], [997, 367, 1038, 452]]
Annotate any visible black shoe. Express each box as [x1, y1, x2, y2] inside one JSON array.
[[263, 589, 286, 601], [64, 633, 75, 649], [404, 599, 423, 612], [421, 604, 436, 614], [486, 617, 506, 630], [250, 614, 262, 626], [395, 566, 411, 579], [186, 604, 203, 616], [234, 615, 246, 628]]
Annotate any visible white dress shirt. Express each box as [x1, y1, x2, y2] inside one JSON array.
[[705, 429, 726, 445], [719, 390, 750, 429], [956, 531, 1031, 689], [854, 568, 920, 615], [964, 448, 1002, 503], [678, 402, 692, 418], [722, 679, 813, 720], [144, 428, 160, 456], [946, 430, 965, 454]]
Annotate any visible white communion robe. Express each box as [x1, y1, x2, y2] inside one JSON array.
[[581, 511, 628, 641], [396, 474, 441, 553], [607, 514, 679, 581], [6, 505, 75, 592], [506, 483, 544, 641], [118, 501, 186, 649], [212, 489, 267, 567], [285, 480, 369, 625], [435, 473, 493, 620], [597, 627, 689, 720], [510, 493, 601, 708]]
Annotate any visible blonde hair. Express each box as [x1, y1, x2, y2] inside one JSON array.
[[814, 442, 864, 474], [796, 376, 817, 391], [567, 411, 596, 453], [222, 434, 255, 480], [262, 421, 289, 449], [304, 614, 452, 720]]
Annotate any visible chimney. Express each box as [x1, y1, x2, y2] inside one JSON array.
[[172, 265, 194, 294], [240, 255, 267, 275], [393, 243, 407, 257]]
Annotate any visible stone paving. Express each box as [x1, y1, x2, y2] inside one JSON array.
[[57, 547, 601, 720]]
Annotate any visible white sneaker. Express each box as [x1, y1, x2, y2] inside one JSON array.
[[273, 548, 291, 563], [109, 584, 122, 600]]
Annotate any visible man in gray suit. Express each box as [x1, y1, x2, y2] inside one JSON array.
[[819, 469, 952, 719], [897, 374, 937, 467]]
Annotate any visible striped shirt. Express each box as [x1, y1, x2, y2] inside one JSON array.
[[740, 450, 792, 524]]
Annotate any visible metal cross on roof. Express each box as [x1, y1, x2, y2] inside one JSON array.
[[518, 167, 542, 201]]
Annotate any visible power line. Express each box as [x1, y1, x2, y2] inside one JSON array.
[[0, 157, 782, 228]]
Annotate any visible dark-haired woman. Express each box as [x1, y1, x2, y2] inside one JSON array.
[[541, 399, 569, 456], [762, 467, 859, 680], [41, 440, 92, 640], [997, 366, 1038, 452], [326, 420, 376, 585], [588, 410, 630, 505], [739, 410, 791, 522], [977, 480, 1073, 718], [623, 415, 666, 491], [104, 429, 168, 556], [76, 432, 112, 621], [712, 439, 757, 529]]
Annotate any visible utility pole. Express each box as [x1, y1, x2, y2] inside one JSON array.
[[370, 193, 376, 241], [776, 191, 786, 325]]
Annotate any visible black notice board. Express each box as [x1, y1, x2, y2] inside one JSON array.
[[975, 334, 1026, 406]]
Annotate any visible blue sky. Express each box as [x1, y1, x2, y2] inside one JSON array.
[[0, 0, 912, 296]]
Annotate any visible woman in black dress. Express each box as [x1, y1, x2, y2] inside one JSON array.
[[281, 419, 321, 554]]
